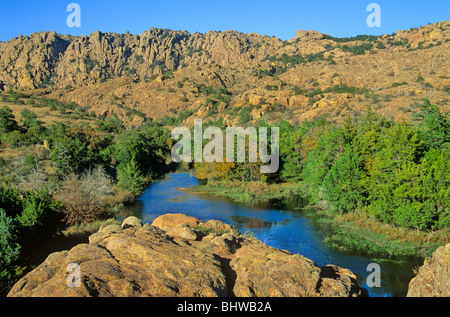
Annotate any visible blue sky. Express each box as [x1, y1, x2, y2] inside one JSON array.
[[0, 0, 449, 42]]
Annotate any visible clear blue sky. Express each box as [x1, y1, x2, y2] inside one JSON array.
[[0, 0, 449, 42]]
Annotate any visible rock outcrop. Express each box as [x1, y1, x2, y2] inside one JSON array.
[[1, 23, 449, 125], [407, 243, 450, 297], [8, 214, 367, 297]]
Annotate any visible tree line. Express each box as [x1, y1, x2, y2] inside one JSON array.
[[195, 99, 449, 231], [0, 103, 173, 295]]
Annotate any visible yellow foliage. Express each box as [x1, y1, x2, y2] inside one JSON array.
[[194, 161, 236, 181]]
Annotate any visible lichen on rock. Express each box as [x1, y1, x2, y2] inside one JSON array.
[[8, 214, 368, 297]]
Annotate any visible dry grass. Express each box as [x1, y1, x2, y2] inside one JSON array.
[[0, 100, 93, 127], [337, 212, 450, 245]]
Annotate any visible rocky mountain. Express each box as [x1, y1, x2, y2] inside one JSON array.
[[0, 22, 449, 125], [7, 214, 367, 297]]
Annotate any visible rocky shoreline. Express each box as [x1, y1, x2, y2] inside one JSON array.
[[8, 214, 367, 297], [8, 213, 449, 297]]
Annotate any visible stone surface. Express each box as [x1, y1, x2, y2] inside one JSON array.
[[1, 22, 448, 125], [407, 243, 450, 297], [8, 215, 367, 297]]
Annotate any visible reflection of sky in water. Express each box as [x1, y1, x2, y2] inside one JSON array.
[[123, 173, 421, 297]]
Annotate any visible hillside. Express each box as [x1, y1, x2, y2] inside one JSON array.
[[0, 21, 449, 126]]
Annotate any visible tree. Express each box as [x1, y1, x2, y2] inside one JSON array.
[[323, 146, 367, 213], [0, 208, 21, 295], [301, 127, 348, 204], [413, 99, 450, 150], [195, 161, 236, 182], [20, 109, 43, 130], [117, 160, 145, 197], [0, 106, 19, 133], [366, 122, 426, 226]]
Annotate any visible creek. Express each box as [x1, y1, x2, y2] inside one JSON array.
[[118, 172, 423, 297]]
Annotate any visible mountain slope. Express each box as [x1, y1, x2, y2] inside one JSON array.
[[0, 21, 449, 125]]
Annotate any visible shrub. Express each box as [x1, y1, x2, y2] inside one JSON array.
[[264, 85, 279, 91], [238, 105, 254, 124], [20, 109, 42, 130], [55, 166, 113, 225], [16, 189, 60, 229], [341, 43, 373, 55], [416, 73, 425, 83]]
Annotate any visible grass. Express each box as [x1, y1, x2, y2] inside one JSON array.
[[0, 95, 94, 127], [196, 180, 303, 205], [198, 180, 449, 259], [313, 209, 448, 259]]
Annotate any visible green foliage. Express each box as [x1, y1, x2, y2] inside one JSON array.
[[0, 208, 22, 296], [412, 99, 450, 149], [264, 84, 279, 91], [341, 43, 373, 55], [96, 115, 124, 133], [221, 100, 450, 231], [238, 105, 254, 124], [323, 146, 367, 212], [392, 81, 408, 87], [279, 123, 305, 182], [0, 186, 23, 218], [0, 106, 19, 133], [117, 160, 145, 197], [0, 209, 21, 267], [16, 189, 60, 229], [323, 34, 380, 42], [295, 101, 449, 230], [262, 52, 336, 74], [20, 109, 43, 130], [416, 73, 425, 83]]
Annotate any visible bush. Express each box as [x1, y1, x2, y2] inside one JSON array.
[[55, 166, 114, 225], [341, 43, 373, 55], [16, 189, 60, 229], [238, 106, 253, 124]]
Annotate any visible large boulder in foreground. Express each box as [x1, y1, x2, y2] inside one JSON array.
[[8, 214, 367, 297], [407, 243, 450, 297]]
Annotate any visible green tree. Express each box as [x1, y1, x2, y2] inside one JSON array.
[[20, 109, 43, 130], [117, 160, 145, 197], [323, 146, 367, 212], [0, 208, 21, 295], [413, 99, 450, 150], [366, 122, 426, 226], [301, 127, 348, 204], [0, 106, 19, 133]]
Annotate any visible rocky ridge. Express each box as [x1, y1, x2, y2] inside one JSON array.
[[8, 214, 367, 297], [1, 22, 449, 125]]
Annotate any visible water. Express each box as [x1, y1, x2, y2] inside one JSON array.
[[119, 172, 423, 297]]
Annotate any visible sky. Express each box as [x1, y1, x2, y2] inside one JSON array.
[[0, 0, 449, 42]]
